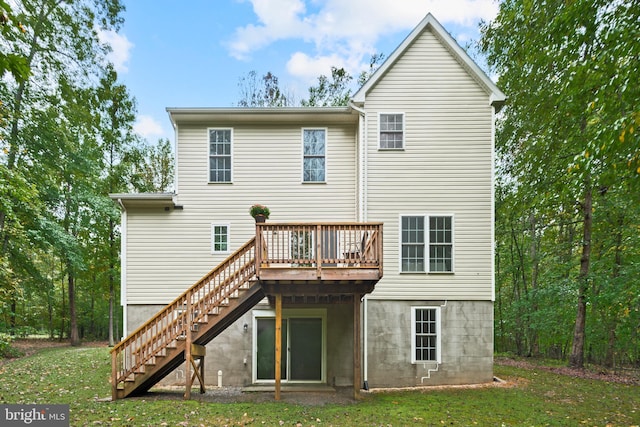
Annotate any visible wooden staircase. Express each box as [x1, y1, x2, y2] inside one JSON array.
[[110, 237, 264, 400]]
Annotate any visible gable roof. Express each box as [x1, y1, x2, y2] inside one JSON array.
[[352, 13, 505, 109]]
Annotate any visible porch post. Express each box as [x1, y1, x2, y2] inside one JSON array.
[[353, 294, 362, 399], [184, 296, 192, 400], [275, 293, 282, 400]]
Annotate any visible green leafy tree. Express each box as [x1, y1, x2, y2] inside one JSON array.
[[482, 0, 639, 367], [93, 64, 138, 345], [0, 0, 123, 343], [301, 66, 353, 107], [302, 54, 385, 107], [129, 138, 175, 193], [0, 0, 30, 82]]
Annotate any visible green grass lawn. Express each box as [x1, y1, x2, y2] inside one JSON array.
[[0, 345, 638, 426]]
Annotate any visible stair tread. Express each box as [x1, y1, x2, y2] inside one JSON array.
[[111, 255, 265, 400]]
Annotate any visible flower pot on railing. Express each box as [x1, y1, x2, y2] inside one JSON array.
[[249, 204, 270, 223]]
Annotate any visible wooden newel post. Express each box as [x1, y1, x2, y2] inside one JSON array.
[[275, 293, 282, 401], [111, 349, 117, 400], [256, 223, 262, 276]]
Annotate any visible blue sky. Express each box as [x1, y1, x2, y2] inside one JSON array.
[[101, 0, 499, 142]]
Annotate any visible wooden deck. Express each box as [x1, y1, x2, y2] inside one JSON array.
[[255, 222, 383, 295], [111, 222, 383, 401]]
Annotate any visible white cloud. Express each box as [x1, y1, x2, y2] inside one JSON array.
[[228, 0, 499, 60], [98, 29, 134, 73], [134, 115, 165, 139], [228, 0, 499, 100], [227, 0, 311, 60], [286, 51, 366, 84]]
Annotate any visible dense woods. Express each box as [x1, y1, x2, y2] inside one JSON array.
[[0, 0, 172, 344], [481, 0, 639, 367], [1, 0, 637, 370]]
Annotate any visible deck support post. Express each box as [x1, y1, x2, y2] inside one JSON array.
[[275, 293, 282, 400], [190, 344, 206, 394], [184, 296, 192, 400], [354, 294, 362, 399]]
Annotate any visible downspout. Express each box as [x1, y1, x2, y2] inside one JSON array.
[[117, 199, 128, 338], [491, 105, 496, 302], [349, 102, 366, 222], [350, 102, 369, 388]]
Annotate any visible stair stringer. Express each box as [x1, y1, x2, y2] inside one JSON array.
[[122, 282, 265, 398], [111, 237, 259, 400]]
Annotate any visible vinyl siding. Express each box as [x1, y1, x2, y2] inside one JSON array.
[[126, 123, 358, 304], [125, 27, 495, 304], [364, 28, 493, 301]]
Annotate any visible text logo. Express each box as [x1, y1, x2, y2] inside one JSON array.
[[1, 405, 69, 426]]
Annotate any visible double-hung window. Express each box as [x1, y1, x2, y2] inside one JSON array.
[[302, 128, 326, 182], [429, 216, 453, 272], [400, 215, 454, 273], [401, 216, 425, 272], [411, 307, 441, 363], [209, 129, 232, 183], [211, 224, 229, 254], [379, 113, 404, 149]]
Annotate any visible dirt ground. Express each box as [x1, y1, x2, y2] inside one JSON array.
[[136, 386, 362, 406], [495, 356, 640, 385]]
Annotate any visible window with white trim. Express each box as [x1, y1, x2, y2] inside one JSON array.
[[211, 224, 229, 254], [429, 216, 453, 272], [379, 113, 404, 149], [302, 128, 326, 182], [400, 215, 454, 273], [401, 216, 425, 272], [209, 129, 232, 182], [411, 307, 441, 363]]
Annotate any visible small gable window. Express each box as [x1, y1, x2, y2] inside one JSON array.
[[379, 113, 404, 149]]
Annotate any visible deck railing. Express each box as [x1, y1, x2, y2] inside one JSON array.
[[255, 222, 383, 276], [111, 238, 256, 398]]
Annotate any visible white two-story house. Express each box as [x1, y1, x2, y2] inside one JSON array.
[[110, 13, 505, 400]]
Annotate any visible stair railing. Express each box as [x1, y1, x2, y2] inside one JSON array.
[[111, 237, 256, 397]]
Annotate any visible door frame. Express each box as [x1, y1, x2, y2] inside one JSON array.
[[252, 308, 327, 384]]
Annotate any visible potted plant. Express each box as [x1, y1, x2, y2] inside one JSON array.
[[249, 204, 270, 223]]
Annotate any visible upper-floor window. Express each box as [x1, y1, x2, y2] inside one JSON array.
[[209, 129, 232, 183], [401, 216, 425, 272], [400, 215, 454, 273], [429, 216, 453, 272], [379, 113, 404, 149], [302, 128, 326, 182], [211, 224, 229, 253]]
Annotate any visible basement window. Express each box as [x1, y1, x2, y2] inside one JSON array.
[[411, 307, 441, 363]]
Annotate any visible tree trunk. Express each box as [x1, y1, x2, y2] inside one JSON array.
[[60, 270, 65, 341], [108, 218, 115, 346], [569, 183, 593, 368], [68, 264, 80, 346], [529, 213, 540, 357], [604, 215, 624, 367]]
